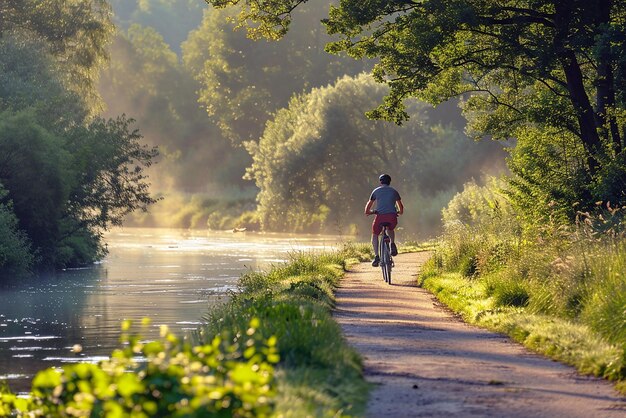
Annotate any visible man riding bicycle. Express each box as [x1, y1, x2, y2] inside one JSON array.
[[364, 174, 404, 267]]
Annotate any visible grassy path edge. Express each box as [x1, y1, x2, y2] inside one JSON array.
[[198, 244, 374, 417], [418, 263, 626, 394]]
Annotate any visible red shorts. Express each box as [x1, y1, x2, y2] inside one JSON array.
[[372, 213, 398, 235]]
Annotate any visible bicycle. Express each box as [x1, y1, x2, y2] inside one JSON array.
[[368, 210, 395, 285], [378, 222, 394, 285]]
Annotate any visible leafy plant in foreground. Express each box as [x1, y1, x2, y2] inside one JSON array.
[[0, 318, 279, 417], [198, 250, 371, 416]]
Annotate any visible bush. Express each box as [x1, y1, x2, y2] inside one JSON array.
[[54, 225, 106, 268], [581, 243, 626, 345], [234, 211, 261, 231], [0, 187, 34, 277], [0, 319, 278, 417], [485, 273, 530, 307], [439, 178, 521, 277]]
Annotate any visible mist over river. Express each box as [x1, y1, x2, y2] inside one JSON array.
[[0, 228, 341, 392]]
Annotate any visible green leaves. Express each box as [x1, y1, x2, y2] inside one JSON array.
[[206, 0, 626, 196], [0, 107, 158, 270], [208, 0, 307, 40], [1, 0, 114, 111], [184, 3, 366, 147], [0, 318, 278, 417], [0, 184, 34, 277], [31, 368, 63, 393], [0, 8, 159, 271]]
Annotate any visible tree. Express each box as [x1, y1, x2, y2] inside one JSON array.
[[0, 28, 158, 269], [0, 0, 114, 110], [65, 116, 159, 232], [183, 3, 367, 146], [247, 74, 504, 234], [205, 0, 626, 191], [0, 109, 158, 269], [0, 185, 34, 278], [108, 0, 205, 52], [504, 126, 589, 229], [0, 110, 70, 267], [100, 25, 248, 191], [0, 31, 90, 130]]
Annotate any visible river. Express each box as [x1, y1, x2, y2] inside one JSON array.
[[0, 227, 342, 393]]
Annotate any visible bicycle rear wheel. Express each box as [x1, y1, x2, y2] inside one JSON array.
[[378, 236, 386, 283], [380, 242, 391, 284], [385, 255, 392, 285]]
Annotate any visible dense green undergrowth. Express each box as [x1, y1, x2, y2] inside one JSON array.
[[0, 243, 372, 416]]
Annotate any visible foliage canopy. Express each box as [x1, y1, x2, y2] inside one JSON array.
[[0, 4, 158, 271], [184, 3, 367, 146], [206, 0, 626, 213], [1, 0, 114, 110], [100, 24, 247, 192], [206, 2, 623, 138], [247, 74, 504, 234]]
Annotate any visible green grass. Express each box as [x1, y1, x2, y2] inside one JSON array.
[[419, 257, 626, 392], [399, 240, 437, 254], [196, 244, 373, 416]]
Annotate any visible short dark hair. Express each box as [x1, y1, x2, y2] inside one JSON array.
[[379, 174, 391, 185]]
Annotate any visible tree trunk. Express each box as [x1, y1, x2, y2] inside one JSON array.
[[561, 50, 602, 172], [595, 0, 621, 153], [597, 64, 622, 153], [554, 1, 602, 172]]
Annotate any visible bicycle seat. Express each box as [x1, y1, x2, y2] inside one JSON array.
[[379, 222, 391, 227]]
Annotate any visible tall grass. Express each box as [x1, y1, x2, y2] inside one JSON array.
[[421, 180, 626, 391], [581, 243, 626, 345], [196, 244, 373, 416]]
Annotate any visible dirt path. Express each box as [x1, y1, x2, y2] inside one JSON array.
[[334, 252, 626, 417]]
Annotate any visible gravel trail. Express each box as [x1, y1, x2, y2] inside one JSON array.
[[334, 252, 626, 417]]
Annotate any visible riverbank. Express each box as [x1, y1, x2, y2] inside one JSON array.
[[0, 228, 340, 394], [195, 243, 374, 416], [0, 243, 374, 416]]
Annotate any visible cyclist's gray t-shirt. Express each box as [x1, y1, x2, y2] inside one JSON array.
[[369, 185, 401, 214]]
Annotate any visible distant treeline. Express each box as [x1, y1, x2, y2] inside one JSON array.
[[100, 0, 506, 237]]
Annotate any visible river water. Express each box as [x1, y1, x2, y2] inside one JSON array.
[[0, 228, 342, 393]]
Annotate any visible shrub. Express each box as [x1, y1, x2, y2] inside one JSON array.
[[0, 187, 34, 278], [581, 243, 626, 345], [439, 178, 521, 277], [0, 319, 278, 417], [486, 274, 530, 307], [234, 211, 261, 231]]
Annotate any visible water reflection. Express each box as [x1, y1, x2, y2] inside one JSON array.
[[0, 228, 340, 392]]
